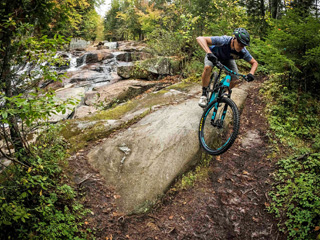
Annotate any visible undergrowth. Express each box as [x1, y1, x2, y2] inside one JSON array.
[[262, 76, 320, 240], [0, 126, 91, 240]]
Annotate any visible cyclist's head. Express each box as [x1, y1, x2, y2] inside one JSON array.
[[233, 28, 250, 46]]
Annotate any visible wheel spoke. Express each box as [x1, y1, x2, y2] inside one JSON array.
[[199, 98, 240, 155]]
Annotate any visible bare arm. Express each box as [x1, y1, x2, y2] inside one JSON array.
[[196, 37, 213, 54], [248, 57, 258, 75]]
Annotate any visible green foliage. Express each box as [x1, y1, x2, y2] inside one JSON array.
[[268, 153, 320, 240], [0, 91, 77, 127], [266, 10, 320, 92], [249, 38, 298, 74], [77, 9, 103, 41], [181, 48, 204, 78], [263, 76, 320, 239], [0, 127, 91, 239], [147, 29, 187, 57], [263, 77, 320, 144]]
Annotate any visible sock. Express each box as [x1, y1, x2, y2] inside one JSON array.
[[202, 87, 207, 96]]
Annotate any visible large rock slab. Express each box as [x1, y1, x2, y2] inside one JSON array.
[[87, 85, 249, 214], [87, 99, 204, 213]]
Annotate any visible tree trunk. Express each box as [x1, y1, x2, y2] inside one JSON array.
[[1, 33, 25, 157], [260, 0, 265, 17], [271, 0, 279, 18]]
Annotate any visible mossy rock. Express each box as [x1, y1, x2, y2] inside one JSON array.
[[117, 57, 183, 80]]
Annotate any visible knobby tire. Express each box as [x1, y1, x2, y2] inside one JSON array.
[[199, 97, 240, 155]]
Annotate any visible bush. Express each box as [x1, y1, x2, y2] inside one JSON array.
[[265, 10, 320, 93], [263, 76, 320, 239], [0, 127, 90, 240], [147, 29, 187, 57], [268, 153, 320, 240]]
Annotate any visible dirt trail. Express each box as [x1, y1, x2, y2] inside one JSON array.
[[68, 77, 285, 240]]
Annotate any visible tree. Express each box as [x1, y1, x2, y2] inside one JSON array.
[[266, 9, 320, 92], [0, 0, 79, 163]]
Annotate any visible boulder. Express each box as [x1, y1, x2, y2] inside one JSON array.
[[118, 40, 147, 52], [115, 52, 153, 62], [73, 105, 98, 119], [69, 38, 91, 51], [103, 42, 118, 49], [117, 64, 149, 80], [84, 80, 158, 107], [117, 57, 182, 80], [49, 87, 85, 122], [76, 50, 114, 66], [116, 52, 133, 62], [69, 69, 112, 84], [87, 85, 249, 214]]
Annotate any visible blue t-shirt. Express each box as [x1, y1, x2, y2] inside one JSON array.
[[209, 36, 252, 62]]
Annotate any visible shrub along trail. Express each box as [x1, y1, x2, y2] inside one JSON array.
[[68, 76, 285, 240]]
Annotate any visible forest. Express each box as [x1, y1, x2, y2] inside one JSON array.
[[0, 0, 320, 239]]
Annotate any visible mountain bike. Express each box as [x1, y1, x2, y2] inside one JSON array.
[[199, 61, 249, 155]]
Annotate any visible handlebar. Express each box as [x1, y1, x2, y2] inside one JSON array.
[[215, 61, 249, 81]]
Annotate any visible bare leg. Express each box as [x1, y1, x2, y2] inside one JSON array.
[[202, 65, 212, 87]]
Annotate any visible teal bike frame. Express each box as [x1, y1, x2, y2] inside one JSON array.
[[206, 62, 246, 128]]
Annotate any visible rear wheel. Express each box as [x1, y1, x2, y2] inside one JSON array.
[[199, 97, 240, 155]]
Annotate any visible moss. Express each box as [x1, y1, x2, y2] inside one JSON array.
[[166, 82, 196, 92], [89, 100, 138, 121], [61, 108, 151, 153], [130, 199, 157, 215], [171, 152, 212, 191], [59, 81, 199, 153]]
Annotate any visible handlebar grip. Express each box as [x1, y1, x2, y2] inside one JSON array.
[[216, 62, 223, 69]]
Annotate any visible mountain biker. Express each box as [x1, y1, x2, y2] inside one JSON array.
[[196, 28, 258, 108]]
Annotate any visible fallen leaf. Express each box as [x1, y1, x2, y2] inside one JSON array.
[[264, 202, 270, 207], [113, 195, 121, 199], [106, 234, 113, 240], [252, 217, 259, 222], [216, 156, 221, 161], [169, 215, 174, 220], [112, 212, 122, 217], [147, 222, 159, 231], [84, 221, 89, 225], [243, 170, 249, 175], [315, 226, 320, 231]]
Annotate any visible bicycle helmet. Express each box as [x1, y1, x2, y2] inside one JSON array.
[[233, 28, 250, 46]]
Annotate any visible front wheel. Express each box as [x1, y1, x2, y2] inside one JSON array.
[[199, 97, 240, 155]]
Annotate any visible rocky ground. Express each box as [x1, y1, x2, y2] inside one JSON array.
[[67, 76, 286, 240]]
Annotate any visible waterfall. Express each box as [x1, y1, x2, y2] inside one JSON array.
[[67, 53, 78, 72]]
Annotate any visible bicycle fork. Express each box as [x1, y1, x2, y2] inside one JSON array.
[[210, 75, 231, 128]]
